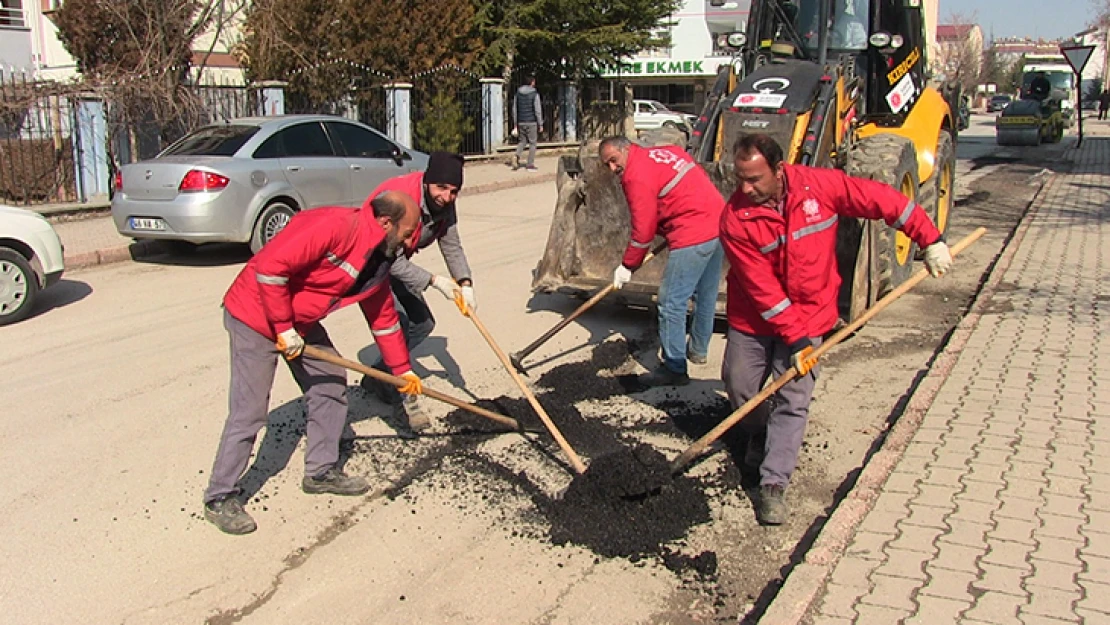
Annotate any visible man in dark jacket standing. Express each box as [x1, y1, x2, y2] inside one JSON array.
[[513, 76, 543, 171], [720, 134, 952, 525], [357, 152, 474, 431], [1099, 90, 1110, 120], [204, 191, 423, 535]]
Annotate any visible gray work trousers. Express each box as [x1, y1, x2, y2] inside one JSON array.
[[515, 122, 538, 167], [721, 327, 821, 487], [204, 310, 348, 504]]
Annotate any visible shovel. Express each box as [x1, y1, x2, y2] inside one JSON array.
[[300, 345, 521, 431], [669, 227, 986, 475], [511, 242, 668, 374], [466, 310, 588, 474]]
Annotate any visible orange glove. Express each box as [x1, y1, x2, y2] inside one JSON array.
[[453, 289, 471, 317], [790, 338, 818, 376], [397, 371, 423, 396], [275, 328, 304, 360]]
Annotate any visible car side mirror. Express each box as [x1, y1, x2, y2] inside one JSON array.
[[391, 146, 405, 166]]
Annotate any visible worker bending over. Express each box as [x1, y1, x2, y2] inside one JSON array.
[[203, 191, 423, 535]]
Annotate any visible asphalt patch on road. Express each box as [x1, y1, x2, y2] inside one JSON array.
[[440, 338, 730, 562]]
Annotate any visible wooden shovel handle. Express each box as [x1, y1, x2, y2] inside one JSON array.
[[468, 311, 588, 474], [300, 345, 520, 431], [670, 227, 986, 474], [515, 241, 668, 362]]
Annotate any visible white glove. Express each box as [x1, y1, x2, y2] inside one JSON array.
[[429, 274, 457, 301], [923, 241, 953, 278], [275, 328, 304, 359], [460, 285, 477, 313], [612, 265, 633, 290]]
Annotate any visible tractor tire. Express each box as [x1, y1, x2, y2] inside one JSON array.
[[846, 134, 920, 299], [250, 200, 296, 255], [929, 131, 955, 238]]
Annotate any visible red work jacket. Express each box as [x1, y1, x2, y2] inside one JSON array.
[[619, 144, 725, 268], [720, 164, 941, 345], [223, 206, 412, 375]]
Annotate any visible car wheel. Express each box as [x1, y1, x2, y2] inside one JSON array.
[[0, 247, 40, 326], [250, 201, 296, 254]]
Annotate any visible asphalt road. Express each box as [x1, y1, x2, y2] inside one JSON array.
[[1, 114, 1053, 623]]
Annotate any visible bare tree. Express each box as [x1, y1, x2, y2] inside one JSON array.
[[55, 0, 248, 152], [934, 12, 984, 93]]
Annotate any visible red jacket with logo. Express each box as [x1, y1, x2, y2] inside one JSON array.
[[620, 144, 725, 268], [223, 206, 412, 375], [720, 164, 941, 345]]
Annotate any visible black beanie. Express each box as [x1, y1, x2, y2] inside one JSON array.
[[424, 151, 465, 188]]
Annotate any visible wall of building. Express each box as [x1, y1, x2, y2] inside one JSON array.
[[0, 0, 33, 71]]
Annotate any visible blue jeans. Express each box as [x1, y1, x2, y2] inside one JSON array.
[[657, 238, 724, 375]]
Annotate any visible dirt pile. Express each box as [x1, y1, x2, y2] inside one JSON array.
[[543, 445, 711, 558]]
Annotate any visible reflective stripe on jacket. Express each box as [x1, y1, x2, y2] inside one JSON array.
[[619, 143, 725, 268], [222, 206, 412, 375], [720, 164, 941, 345]]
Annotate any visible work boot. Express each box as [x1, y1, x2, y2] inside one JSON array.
[[758, 484, 788, 525], [686, 346, 708, 365], [637, 365, 690, 388], [396, 394, 431, 432], [204, 496, 257, 535], [302, 467, 372, 496]]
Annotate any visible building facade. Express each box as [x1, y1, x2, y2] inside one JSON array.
[[0, 0, 245, 84], [597, 0, 749, 115]]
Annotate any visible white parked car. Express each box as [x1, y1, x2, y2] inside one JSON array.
[[633, 99, 696, 135], [0, 205, 65, 325]]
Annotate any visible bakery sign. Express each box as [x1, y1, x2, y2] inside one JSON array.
[[599, 59, 721, 77]]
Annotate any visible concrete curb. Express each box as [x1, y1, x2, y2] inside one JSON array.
[[63, 173, 558, 271], [756, 173, 1054, 624]]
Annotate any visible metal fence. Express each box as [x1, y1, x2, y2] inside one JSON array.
[[409, 65, 484, 155], [285, 84, 391, 135], [0, 69, 79, 206]]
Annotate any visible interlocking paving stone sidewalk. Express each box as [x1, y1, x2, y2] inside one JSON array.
[[806, 138, 1110, 623]]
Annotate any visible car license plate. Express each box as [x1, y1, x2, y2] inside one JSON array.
[[130, 217, 167, 231]]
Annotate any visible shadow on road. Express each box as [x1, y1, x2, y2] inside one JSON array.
[[27, 278, 92, 320], [134, 242, 251, 267]]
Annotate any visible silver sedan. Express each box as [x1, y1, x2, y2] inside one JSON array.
[[111, 115, 428, 253]]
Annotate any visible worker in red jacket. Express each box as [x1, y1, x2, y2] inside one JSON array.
[[203, 191, 423, 535], [599, 136, 726, 387], [356, 152, 474, 431], [721, 133, 953, 525]]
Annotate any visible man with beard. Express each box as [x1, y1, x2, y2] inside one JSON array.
[[720, 133, 952, 525], [357, 152, 475, 431], [203, 191, 423, 535]]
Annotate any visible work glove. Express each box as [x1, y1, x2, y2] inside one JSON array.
[[612, 265, 633, 290], [790, 338, 818, 377], [923, 240, 953, 278], [429, 274, 457, 301], [455, 285, 476, 317], [275, 328, 304, 360], [397, 371, 423, 396]]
